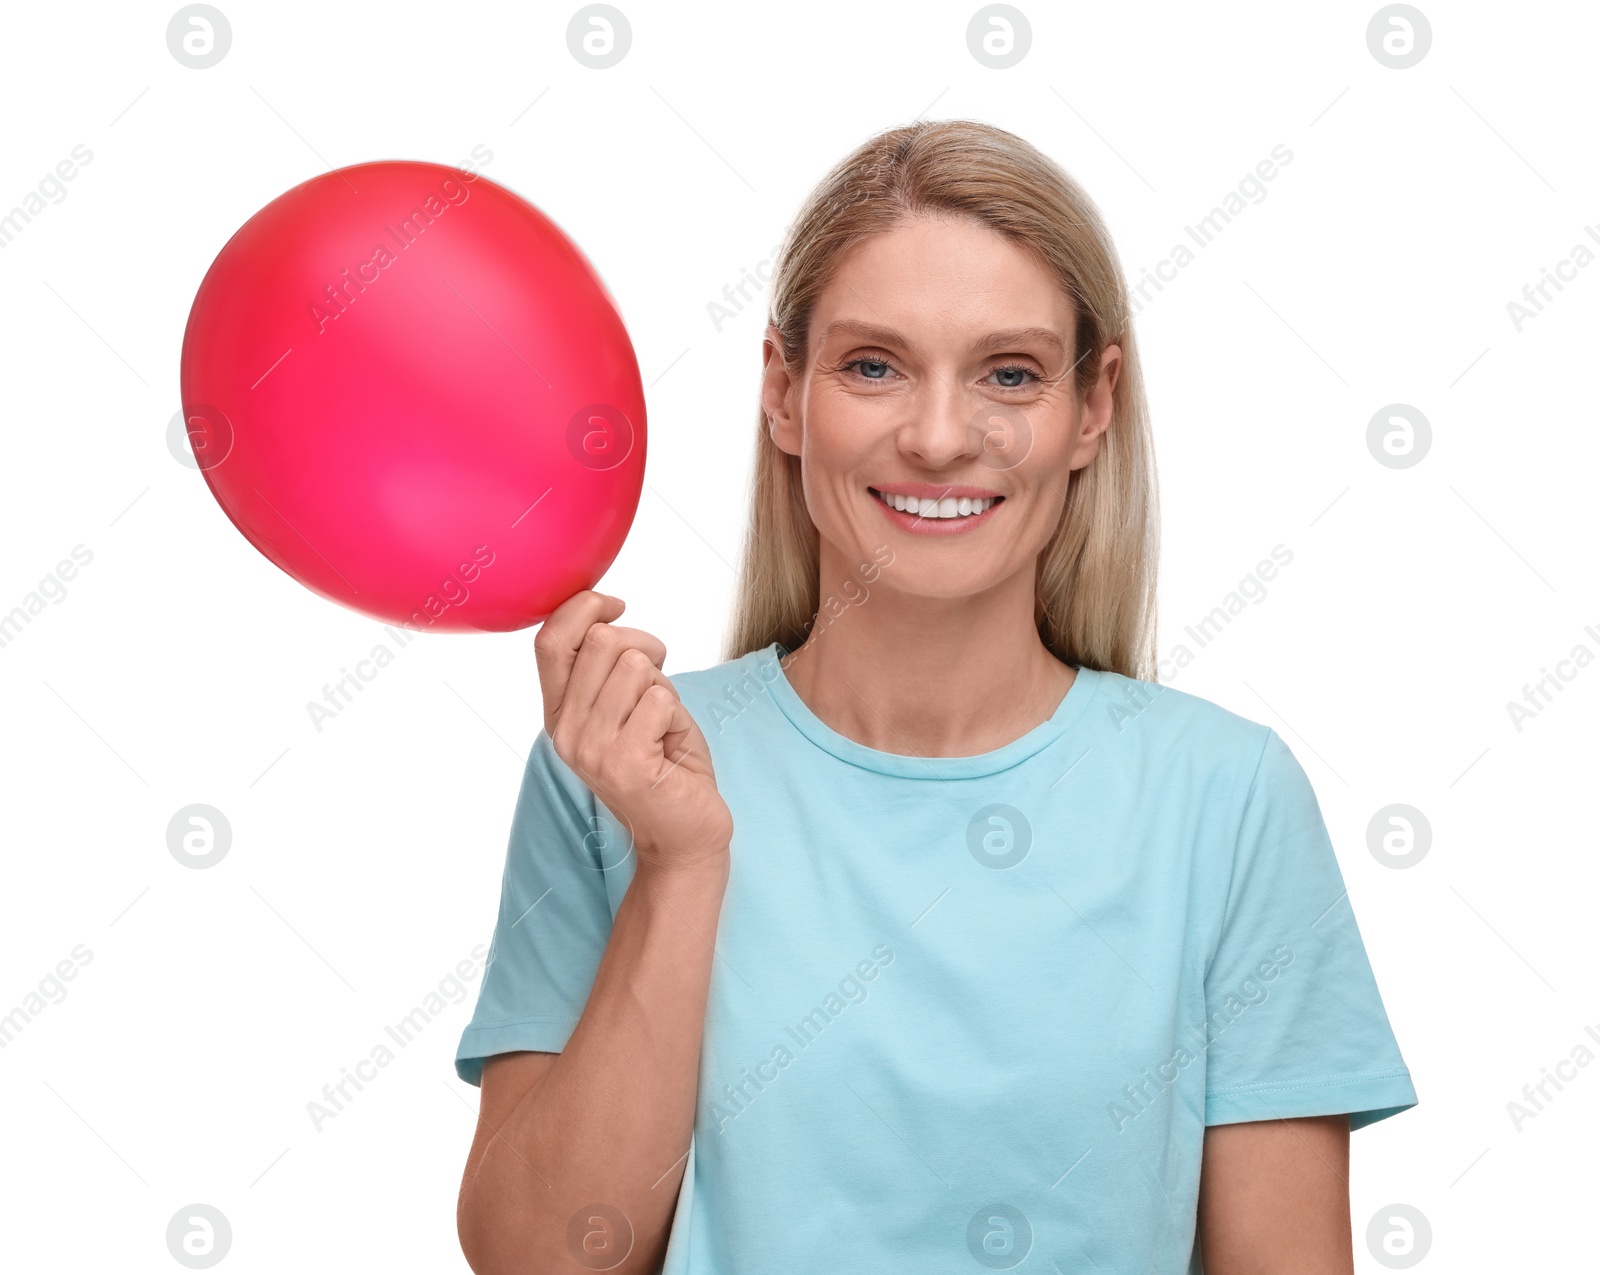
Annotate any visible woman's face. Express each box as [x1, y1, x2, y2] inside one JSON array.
[[763, 212, 1120, 604]]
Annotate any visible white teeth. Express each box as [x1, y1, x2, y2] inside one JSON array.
[[875, 490, 997, 518]]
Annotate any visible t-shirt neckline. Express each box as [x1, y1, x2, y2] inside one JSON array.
[[758, 641, 1104, 779]]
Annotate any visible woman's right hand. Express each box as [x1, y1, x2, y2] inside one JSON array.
[[534, 590, 733, 874]]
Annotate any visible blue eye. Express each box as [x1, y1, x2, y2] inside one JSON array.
[[991, 365, 1038, 389]]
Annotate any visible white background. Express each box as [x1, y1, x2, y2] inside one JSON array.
[[1, 0, 1595, 1270]]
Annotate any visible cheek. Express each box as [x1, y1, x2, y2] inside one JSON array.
[[801, 406, 879, 494], [1016, 414, 1082, 496], [1003, 465, 1077, 545]]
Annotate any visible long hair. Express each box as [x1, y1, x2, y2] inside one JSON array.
[[721, 119, 1160, 680]]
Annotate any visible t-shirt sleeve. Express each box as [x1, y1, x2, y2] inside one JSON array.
[[1201, 728, 1418, 1130], [454, 728, 617, 1087]]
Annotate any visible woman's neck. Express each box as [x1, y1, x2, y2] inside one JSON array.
[[778, 564, 1076, 759]]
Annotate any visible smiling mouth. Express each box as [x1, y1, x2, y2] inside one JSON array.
[[868, 487, 1003, 520]]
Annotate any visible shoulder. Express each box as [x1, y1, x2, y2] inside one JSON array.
[[665, 642, 776, 693], [1086, 671, 1326, 860], [665, 643, 786, 727], [1087, 667, 1277, 783]]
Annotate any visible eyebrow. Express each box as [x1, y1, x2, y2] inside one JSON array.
[[814, 319, 1066, 358]]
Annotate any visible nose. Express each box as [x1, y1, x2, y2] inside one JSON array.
[[896, 381, 983, 469]]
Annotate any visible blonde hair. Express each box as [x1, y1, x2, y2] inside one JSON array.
[[721, 119, 1160, 680]]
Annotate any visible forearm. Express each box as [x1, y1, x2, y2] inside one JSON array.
[[1198, 1115, 1352, 1275], [460, 854, 729, 1274]]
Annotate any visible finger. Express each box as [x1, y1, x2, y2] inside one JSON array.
[[617, 682, 684, 774], [603, 626, 668, 670], [561, 624, 669, 729], [587, 647, 672, 743], [662, 697, 708, 774], [534, 591, 623, 730], [638, 685, 705, 772]]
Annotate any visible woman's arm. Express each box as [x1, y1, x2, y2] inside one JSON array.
[[457, 591, 736, 1273], [457, 853, 729, 1274], [1197, 1114, 1353, 1275]]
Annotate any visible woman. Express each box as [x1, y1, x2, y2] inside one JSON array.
[[454, 119, 1416, 1275]]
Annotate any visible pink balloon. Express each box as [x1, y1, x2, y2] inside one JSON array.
[[180, 160, 646, 632]]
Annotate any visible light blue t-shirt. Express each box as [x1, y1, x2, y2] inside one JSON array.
[[457, 643, 1417, 1274]]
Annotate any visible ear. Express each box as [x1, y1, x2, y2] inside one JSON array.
[[1067, 341, 1121, 472], [761, 324, 802, 457]]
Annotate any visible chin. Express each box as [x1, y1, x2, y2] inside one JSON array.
[[879, 564, 1001, 601]]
